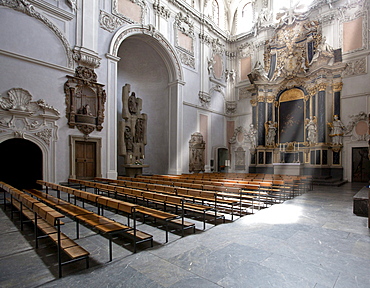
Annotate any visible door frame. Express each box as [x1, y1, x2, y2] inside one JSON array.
[[69, 135, 102, 179]]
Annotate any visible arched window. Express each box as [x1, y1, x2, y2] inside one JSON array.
[[211, 0, 219, 25], [237, 2, 253, 34]]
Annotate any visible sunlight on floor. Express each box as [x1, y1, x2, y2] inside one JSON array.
[[241, 205, 303, 225]]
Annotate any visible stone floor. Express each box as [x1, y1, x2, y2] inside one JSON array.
[[0, 183, 369, 288]]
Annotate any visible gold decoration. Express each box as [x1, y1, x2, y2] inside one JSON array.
[[316, 83, 327, 91], [250, 99, 257, 106], [266, 95, 274, 103], [279, 88, 304, 103], [333, 82, 343, 92], [257, 95, 265, 102]]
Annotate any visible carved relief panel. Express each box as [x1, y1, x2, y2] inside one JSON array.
[[64, 66, 107, 135], [189, 132, 205, 173]]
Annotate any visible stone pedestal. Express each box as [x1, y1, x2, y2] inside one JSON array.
[[353, 186, 369, 217], [123, 164, 149, 178]]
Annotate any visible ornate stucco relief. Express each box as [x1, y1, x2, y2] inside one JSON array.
[[113, 0, 147, 25], [153, 1, 170, 19], [100, 10, 124, 33], [345, 111, 369, 141], [174, 12, 195, 68], [339, 2, 368, 54], [342, 57, 367, 77], [0, 88, 60, 145]]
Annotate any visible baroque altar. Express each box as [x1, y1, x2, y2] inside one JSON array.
[[245, 10, 347, 179]]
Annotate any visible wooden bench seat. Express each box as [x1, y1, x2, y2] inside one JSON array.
[[27, 186, 153, 257], [0, 182, 89, 278]]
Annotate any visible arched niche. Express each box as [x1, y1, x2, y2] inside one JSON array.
[[106, 25, 185, 176]]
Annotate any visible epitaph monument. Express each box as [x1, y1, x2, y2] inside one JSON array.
[[118, 84, 148, 176]]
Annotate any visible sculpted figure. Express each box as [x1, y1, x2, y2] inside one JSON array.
[[305, 116, 317, 145], [265, 121, 277, 146], [328, 115, 346, 145], [248, 123, 257, 148]]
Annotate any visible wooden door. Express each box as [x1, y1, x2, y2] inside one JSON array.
[[76, 141, 96, 179]]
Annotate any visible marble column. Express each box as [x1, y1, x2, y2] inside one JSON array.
[[333, 82, 343, 118], [257, 96, 266, 146], [317, 85, 326, 143]]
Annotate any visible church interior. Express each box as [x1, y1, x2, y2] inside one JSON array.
[[0, 0, 369, 287]]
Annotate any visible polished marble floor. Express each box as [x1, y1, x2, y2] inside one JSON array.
[[0, 183, 369, 288]]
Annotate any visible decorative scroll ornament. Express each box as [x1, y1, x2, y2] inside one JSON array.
[[226, 101, 237, 115], [153, 1, 170, 19], [198, 91, 211, 107], [35, 128, 52, 145], [100, 10, 124, 33]]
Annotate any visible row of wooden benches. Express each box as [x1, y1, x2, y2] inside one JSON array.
[[82, 176, 287, 218], [36, 180, 196, 243], [144, 173, 312, 193], [134, 174, 310, 200], [112, 176, 291, 213], [0, 181, 90, 278], [67, 178, 227, 228]]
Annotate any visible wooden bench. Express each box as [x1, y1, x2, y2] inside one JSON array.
[[0, 182, 89, 278], [93, 178, 222, 229], [27, 185, 152, 258], [39, 180, 195, 243]]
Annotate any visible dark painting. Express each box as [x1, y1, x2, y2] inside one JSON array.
[[279, 99, 304, 143]]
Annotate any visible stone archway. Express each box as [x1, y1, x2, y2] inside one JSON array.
[[0, 138, 42, 189], [105, 25, 185, 176]]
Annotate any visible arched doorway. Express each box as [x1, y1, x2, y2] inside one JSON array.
[[0, 139, 42, 189]]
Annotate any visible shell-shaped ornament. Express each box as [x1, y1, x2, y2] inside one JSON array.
[[7, 88, 32, 111]]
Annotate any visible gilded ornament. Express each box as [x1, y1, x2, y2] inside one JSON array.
[[257, 95, 265, 102], [250, 99, 257, 106], [333, 82, 343, 92]]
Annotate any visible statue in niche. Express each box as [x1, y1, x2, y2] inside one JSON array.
[[328, 115, 346, 145], [252, 61, 268, 80], [118, 84, 147, 165], [189, 132, 205, 173], [310, 36, 334, 65], [265, 121, 277, 147], [247, 123, 257, 148], [305, 116, 317, 145], [77, 104, 93, 116]]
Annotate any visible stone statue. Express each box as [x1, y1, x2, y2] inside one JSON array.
[[328, 115, 346, 145], [118, 84, 147, 164], [305, 116, 317, 145], [248, 123, 257, 148], [265, 121, 277, 147], [252, 61, 268, 80], [310, 36, 334, 65]]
